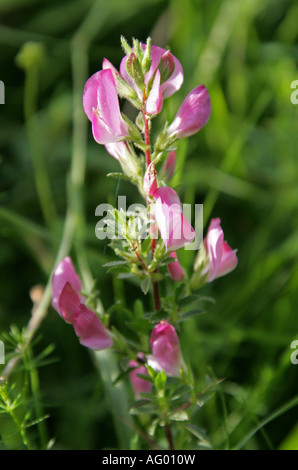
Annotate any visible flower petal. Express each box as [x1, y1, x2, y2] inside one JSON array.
[[205, 218, 224, 282], [153, 187, 195, 251], [58, 282, 81, 323], [82, 71, 103, 122], [150, 321, 182, 376], [161, 150, 176, 180], [216, 241, 238, 278], [168, 252, 184, 282], [129, 359, 152, 399], [51, 256, 82, 314], [85, 69, 129, 144], [73, 305, 113, 350], [146, 69, 163, 115], [168, 85, 211, 139]]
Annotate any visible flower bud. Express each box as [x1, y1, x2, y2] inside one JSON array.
[[167, 85, 211, 139], [150, 321, 182, 376], [191, 218, 238, 288], [129, 355, 152, 399], [120, 44, 184, 115], [52, 257, 113, 350], [152, 186, 195, 252]]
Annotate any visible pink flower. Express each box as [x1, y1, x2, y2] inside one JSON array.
[[204, 218, 238, 282], [152, 186, 195, 252], [51, 257, 113, 350], [129, 355, 152, 399], [83, 68, 129, 144], [161, 150, 176, 180], [150, 321, 182, 376], [167, 85, 211, 139], [168, 252, 184, 282], [120, 44, 183, 115]]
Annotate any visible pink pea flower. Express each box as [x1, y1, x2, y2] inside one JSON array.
[[129, 355, 152, 399], [161, 150, 176, 180], [152, 186, 195, 252], [150, 321, 182, 376], [120, 44, 183, 115], [167, 85, 211, 139], [204, 218, 238, 282], [168, 252, 184, 282], [51, 257, 113, 350], [83, 68, 129, 144]]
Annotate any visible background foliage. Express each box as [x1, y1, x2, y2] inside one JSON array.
[[0, 0, 297, 450]]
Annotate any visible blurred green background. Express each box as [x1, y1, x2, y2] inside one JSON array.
[[0, 0, 297, 450]]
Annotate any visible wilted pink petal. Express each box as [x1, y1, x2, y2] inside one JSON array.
[[150, 321, 182, 376], [167, 85, 211, 139], [129, 358, 152, 399], [161, 150, 176, 180], [153, 187, 195, 252], [205, 218, 238, 282], [51, 256, 82, 314], [168, 252, 184, 282], [146, 69, 163, 115], [83, 69, 129, 144], [73, 305, 113, 350]]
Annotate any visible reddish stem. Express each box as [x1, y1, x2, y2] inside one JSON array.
[[165, 424, 174, 450], [142, 96, 161, 312]]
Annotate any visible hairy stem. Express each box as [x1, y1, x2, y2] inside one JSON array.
[[142, 102, 161, 311]]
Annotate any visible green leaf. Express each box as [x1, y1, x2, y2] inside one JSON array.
[[140, 277, 151, 295], [235, 395, 298, 450], [102, 260, 128, 268], [107, 172, 132, 182], [130, 399, 157, 416], [169, 410, 188, 422], [179, 309, 206, 321], [155, 371, 167, 391], [184, 423, 211, 446]]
